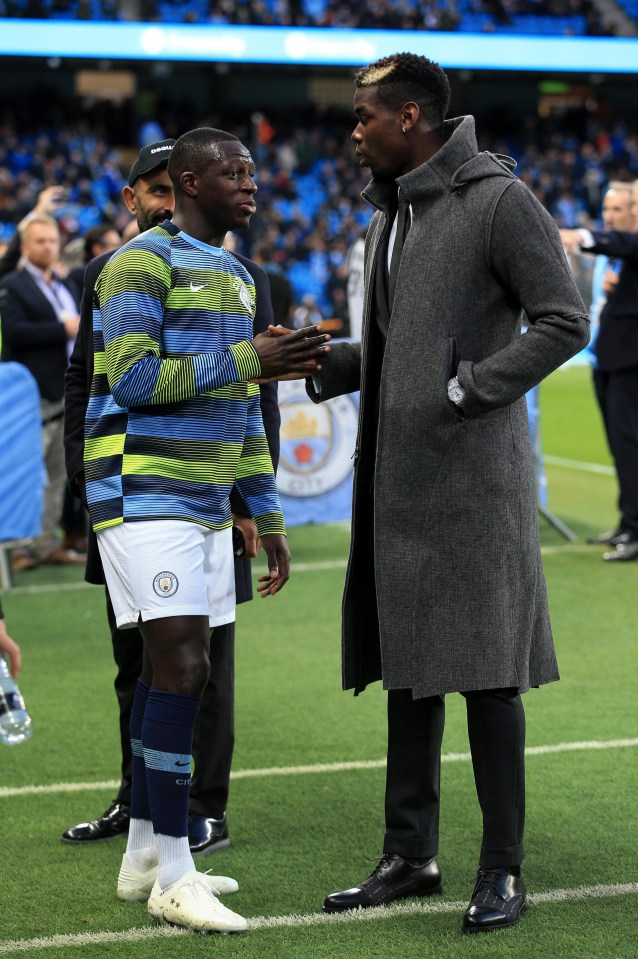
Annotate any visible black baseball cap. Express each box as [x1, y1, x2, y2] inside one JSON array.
[[128, 139, 176, 186]]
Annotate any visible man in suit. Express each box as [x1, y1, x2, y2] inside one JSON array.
[[295, 51, 587, 935], [61, 139, 282, 859], [0, 214, 85, 569], [560, 179, 638, 562]]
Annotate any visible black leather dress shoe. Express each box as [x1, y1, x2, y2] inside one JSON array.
[[323, 853, 442, 913], [587, 528, 629, 546], [188, 813, 231, 856], [462, 867, 526, 933], [61, 800, 130, 844], [603, 539, 638, 562]]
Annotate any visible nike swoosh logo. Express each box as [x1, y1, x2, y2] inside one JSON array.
[[174, 761, 190, 767], [190, 282, 206, 292]]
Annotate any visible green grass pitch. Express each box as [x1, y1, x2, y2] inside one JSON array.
[[0, 364, 636, 958]]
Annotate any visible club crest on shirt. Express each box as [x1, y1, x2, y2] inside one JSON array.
[[153, 571, 179, 597], [232, 277, 255, 315]]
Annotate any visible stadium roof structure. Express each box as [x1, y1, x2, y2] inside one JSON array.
[[1, 21, 638, 73]]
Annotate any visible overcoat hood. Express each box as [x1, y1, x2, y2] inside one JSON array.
[[362, 115, 517, 212]]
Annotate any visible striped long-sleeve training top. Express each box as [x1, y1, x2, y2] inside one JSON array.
[[84, 220, 285, 537]]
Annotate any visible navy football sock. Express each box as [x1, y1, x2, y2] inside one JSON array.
[[126, 679, 155, 864], [130, 678, 151, 822], [142, 687, 201, 839]]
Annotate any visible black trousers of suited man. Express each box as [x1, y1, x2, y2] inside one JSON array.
[[384, 687, 526, 869], [592, 367, 638, 539], [109, 555, 253, 818]]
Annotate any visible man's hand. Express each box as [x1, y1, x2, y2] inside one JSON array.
[[252, 324, 330, 380], [34, 185, 66, 217], [61, 311, 81, 339], [257, 533, 291, 596], [251, 324, 329, 383], [0, 621, 21, 678], [232, 514, 261, 559], [602, 268, 619, 295], [18, 186, 66, 233], [559, 229, 583, 254]]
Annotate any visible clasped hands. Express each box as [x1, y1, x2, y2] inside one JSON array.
[[251, 323, 330, 384]]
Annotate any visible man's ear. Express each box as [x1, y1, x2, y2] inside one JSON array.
[[121, 185, 138, 216], [180, 171, 198, 198], [401, 101, 420, 133]]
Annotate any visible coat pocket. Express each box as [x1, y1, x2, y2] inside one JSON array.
[[447, 336, 464, 421]]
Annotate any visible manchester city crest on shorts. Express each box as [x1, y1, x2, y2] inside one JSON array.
[[153, 571, 179, 597]]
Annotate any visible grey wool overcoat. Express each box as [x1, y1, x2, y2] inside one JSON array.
[[308, 115, 590, 700]]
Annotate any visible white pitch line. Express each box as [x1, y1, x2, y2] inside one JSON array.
[[0, 882, 636, 954], [4, 541, 603, 598], [0, 779, 121, 798], [544, 454, 615, 476], [7, 581, 94, 596], [1, 738, 636, 800], [538, 544, 593, 556], [229, 737, 638, 778]]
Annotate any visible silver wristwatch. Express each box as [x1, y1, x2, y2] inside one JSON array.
[[447, 376, 465, 406]]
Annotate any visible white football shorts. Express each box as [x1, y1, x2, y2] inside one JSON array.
[[97, 520, 235, 630]]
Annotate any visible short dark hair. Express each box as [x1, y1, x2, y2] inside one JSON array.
[[167, 127, 240, 184], [253, 243, 274, 261], [83, 224, 117, 261], [354, 53, 451, 128]]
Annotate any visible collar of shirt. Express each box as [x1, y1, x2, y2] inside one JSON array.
[[23, 260, 77, 321], [386, 199, 413, 273]]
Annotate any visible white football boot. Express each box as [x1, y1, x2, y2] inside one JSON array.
[[117, 854, 158, 902], [118, 854, 238, 904], [147, 869, 247, 933]]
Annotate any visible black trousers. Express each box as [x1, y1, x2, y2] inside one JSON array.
[[592, 367, 638, 537], [107, 590, 234, 819], [384, 687, 525, 869]]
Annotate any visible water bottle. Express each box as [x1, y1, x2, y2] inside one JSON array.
[[0, 656, 32, 745]]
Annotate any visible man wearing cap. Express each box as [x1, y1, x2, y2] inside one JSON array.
[[122, 139, 177, 233], [62, 138, 281, 860]]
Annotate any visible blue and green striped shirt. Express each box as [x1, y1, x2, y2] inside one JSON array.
[[84, 221, 285, 536]]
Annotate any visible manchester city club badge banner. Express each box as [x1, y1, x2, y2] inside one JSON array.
[[277, 379, 360, 526]]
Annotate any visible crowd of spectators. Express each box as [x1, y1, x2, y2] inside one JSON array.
[[1, 110, 637, 327], [0, 0, 119, 18], [0, 0, 630, 36], [0, 123, 124, 239], [461, 0, 618, 36]]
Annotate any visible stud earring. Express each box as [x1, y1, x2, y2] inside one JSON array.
[[401, 126, 407, 134]]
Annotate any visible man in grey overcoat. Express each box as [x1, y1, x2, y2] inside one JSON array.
[[309, 53, 590, 934]]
